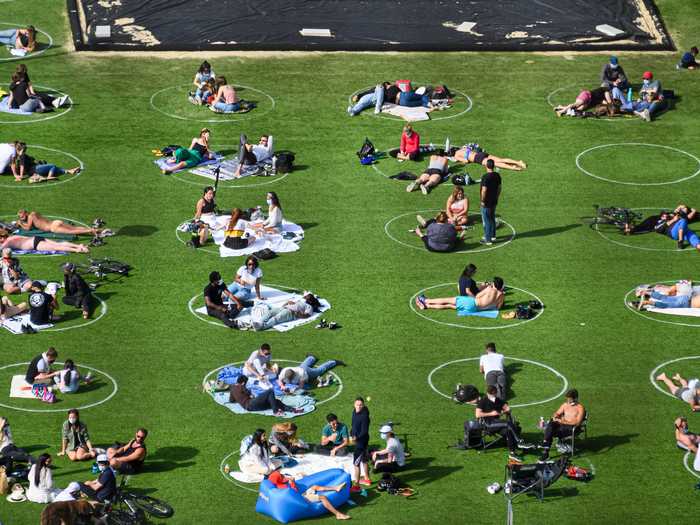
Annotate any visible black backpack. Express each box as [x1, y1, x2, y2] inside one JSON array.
[[357, 137, 375, 159], [275, 152, 295, 173], [452, 384, 479, 404], [377, 473, 401, 494]]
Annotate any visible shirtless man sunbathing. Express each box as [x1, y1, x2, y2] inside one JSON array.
[[0, 228, 89, 253], [416, 277, 505, 313], [16, 210, 112, 237]]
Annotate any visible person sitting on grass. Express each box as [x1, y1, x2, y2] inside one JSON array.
[[0, 228, 90, 253], [414, 212, 458, 253], [25, 347, 59, 386], [347, 81, 401, 116], [269, 422, 309, 456], [446, 185, 469, 226], [1, 248, 32, 294], [248, 292, 323, 331], [161, 128, 214, 174], [0, 295, 27, 321], [228, 255, 264, 304], [371, 430, 406, 472], [233, 134, 274, 178], [600, 56, 629, 99], [416, 277, 505, 314], [191, 186, 217, 247], [266, 470, 351, 521], [619, 71, 666, 122], [107, 428, 148, 474], [239, 429, 283, 476], [458, 263, 484, 297], [53, 360, 91, 394], [319, 413, 350, 456], [58, 409, 96, 462], [675, 417, 700, 464], [28, 281, 60, 325], [210, 76, 241, 113], [678, 46, 699, 70], [277, 355, 344, 392], [223, 208, 256, 249], [538, 389, 586, 461], [0, 416, 34, 465], [62, 263, 94, 320], [0, 26, 37, 53], [204, 271, 243, 329], [655, 373, 700, 412], [189, 60, 216, 105], [27, 453, 62, 503], [16, 209, 108, 237], [405, 155, 449, 195], [230, 375, 302, 415], [397, 125, 420, 161], [475, 385, 531, 462], [78, 453, 116, 502], [243, 343, 278, 382], [254, 191, 284, 233], [454, 143, 526, 171], [9, 144, 81, 183]]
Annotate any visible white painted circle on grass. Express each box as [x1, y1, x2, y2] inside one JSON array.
[[683, 452, 700, 479], [45, 294, 107, 332], [385, 209, 516, 254], [0, 215, 89, 255], [347, 85, 473, 122], [0, 362, 118, 413], [649, 356, 700, 399], [0, 84, 72, 124], [150, 84, 276, 123], [592, 207, 690, 253], [410, 283, 544, 330], [576, 143, 700, 186], [427, 357, 568, 408], [175, 221, 219, 255], [625, 283, 700, 328], [0, 23, 52, 62], [219, 451, 258, 493]]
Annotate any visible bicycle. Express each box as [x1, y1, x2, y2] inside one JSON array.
[[66, 258, 132, 282], [102, 476, 174, 524], [582, 205, 643, 232]]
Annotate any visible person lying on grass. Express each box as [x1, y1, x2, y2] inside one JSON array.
[[0, 228, 89, 253], [0, 26, 37, 53], [554, 87, 610, 117], [16, 209, 111, 237], [660, 210, 700, 251], [107, 428, 148, 474], [416, 277, 505, 314], [1, 248, 32, 294], [233, 133, 274, 178], [656, 373, 700, 412], [405, 155, 449, 195], [631, 281, 700, 310], [277, 355, 344, 392], [413, 211, 459, 253], [242, 292, 323, 331], [161, 127, 214, 174], [267, 470, 351, 521], [9, 143, 81, 183], [230, 375, 302, 416], [453, 143, 526, 171], [675, 416, 699, 455]]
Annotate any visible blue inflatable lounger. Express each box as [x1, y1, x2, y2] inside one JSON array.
[[256, 468, 352, 523]]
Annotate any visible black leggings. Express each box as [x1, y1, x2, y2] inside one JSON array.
[[248, 390, 291, 413], [483, 420, 520, 451], [542, 421, 576, 448], [238, 134, 257, 166], [63, 293, 92, 313], [629, 215, 662, 234], [206, 307, 238, 328]]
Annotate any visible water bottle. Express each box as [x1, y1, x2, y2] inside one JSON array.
[[627, 87, 632, 102], [271, 155, 277, 175], [444, 137, 450, 155]]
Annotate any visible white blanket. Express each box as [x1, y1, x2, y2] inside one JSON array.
[[1, 313, 53, 334], [179, 214, 304, 257], [195, 285, 330, 332], [10, 375, 35, 398], [381, 103, 431, 122], [647, 307, 700, 317], [695, 447, 700, 472], [230, 452, 355, 484]]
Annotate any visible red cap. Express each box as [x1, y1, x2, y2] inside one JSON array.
[[642, 71, 653, 80]]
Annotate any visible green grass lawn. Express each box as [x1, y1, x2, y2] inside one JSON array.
[[1, 1, 700, 523]]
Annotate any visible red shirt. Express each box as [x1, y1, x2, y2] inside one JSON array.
[[400, 132, 420, 154]]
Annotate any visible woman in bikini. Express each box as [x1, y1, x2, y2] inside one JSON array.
[[446, 186, 469, 226], [162, 128, 213, 174], [0, 228, 89, 253], [454, 143, 526, 171]]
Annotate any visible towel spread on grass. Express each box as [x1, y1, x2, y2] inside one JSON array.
[[178, 214, 304, 257], [190, 157, 272, 181], [214, 366, 301, 396], [210, 390, 315, 418], [16, 229, 77, 241], [7, 248, 67, 255], [381, 103, 432, 122], [230, 453, 355, 484], [154, 153, 224, 174], [194, 285, 330, 332], [1, 313, 53, 334], [457, 308, 500, 319], [0, 96, 34, 115], [10, 375, 36, 398]]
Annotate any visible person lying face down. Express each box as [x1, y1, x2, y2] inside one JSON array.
[[416, 277, 505, 313]]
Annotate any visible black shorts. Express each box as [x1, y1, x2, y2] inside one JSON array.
[[474, 151, 488, 165], [424, 168, 445, 177], [353, 441, 368, 465]]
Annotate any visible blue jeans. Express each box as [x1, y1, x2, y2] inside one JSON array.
[[261, 306, 295, 330], [0, 29, 17, 46], [227, 282, 254, 302], [399, 91, 430, 108], [19, 98, 40, 112], [195, 87, 211, 101], [650, 291, 690, 309], [213, 101, 241, 112], [349, 84, 383, 116], [300, 356, 337, 382], [33, 164, 64, 177], [481, 206, 496, 241], [629, 99, 667, 117]]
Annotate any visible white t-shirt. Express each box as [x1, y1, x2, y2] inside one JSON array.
[[58, 369, 80, 393], [479, 352, 505, 377], [0, 143, 15, 173], [236, 265, 263, 290], [37, 354, 51, 374], [279, 366, 308, 384], [387, 437, 406, 466], [245, 350, 270, 376], [286, 300, 313, 317], [263, 206, 283, 228]]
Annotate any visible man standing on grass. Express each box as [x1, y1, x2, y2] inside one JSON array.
[[350, 397, 371, 492], [480, 159, 501, 246]]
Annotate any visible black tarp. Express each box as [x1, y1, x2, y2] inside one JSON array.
[[68, 0, 673, 52]]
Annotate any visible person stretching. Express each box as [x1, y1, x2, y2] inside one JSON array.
[[416, 277, 505, 314]]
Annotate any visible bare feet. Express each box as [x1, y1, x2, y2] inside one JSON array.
[[656, 373, 667, 381], [67, 167, 81, 175], [672, 373, 682, 382], [335, 482, 347, 492], [78, 245, 90, 253], [336, 514, 351, 520]]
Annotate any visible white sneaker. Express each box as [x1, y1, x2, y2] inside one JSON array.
[[56, 95, 70, 108], [416, 215, 427, 227], [347, 105, 354, 116], [406, 181, 418, 192], [420, 184, 429, 195], [642, 109, 651, 122], [99, 229, 115, 238]]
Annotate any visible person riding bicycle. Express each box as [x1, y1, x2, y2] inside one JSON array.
[[107, 428, 148, 474], [78, 454, 116, 502], [62, 262, 94, 319]]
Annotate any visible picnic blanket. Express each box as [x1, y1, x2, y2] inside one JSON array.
[[6, 248, 67, 255], [0, 96, 34, 115], [457, 308, 500, 319], [179, 214, 304, 257], [210, 390, 315, 418], [230, 453, 355, 484], [16, 229, 77, 241], [154, 153, 224, 174], [9, 375, 35, 398], [647, 307, 700, 317], [381, 103, 432, 122], [195, 285, 330, 332], [1, 313, 53, 334], [190, 157, 272, 181], [214, 366, 301, 396]]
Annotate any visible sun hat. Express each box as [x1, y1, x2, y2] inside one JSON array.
[[6, 483, 26, 503]]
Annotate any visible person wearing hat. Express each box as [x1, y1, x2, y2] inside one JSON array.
[[600, 56, 629, 102], [6, 483, 27, 503], [62, 263, 93, 320], [78, 453, 116, 502], [267, 471, 351, 520], [371, 427, 406, 473], [28, 280, 59, 325], [634, 70, 665, 121]]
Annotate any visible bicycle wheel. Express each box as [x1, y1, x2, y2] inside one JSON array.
[[128, 494, 175, 518], [106, 509, 141, 525]]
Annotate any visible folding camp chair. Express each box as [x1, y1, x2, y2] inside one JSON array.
[[556, 411, 588, 456]]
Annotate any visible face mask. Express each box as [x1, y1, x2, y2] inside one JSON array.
[[266, 199, 272, 205], [487, 394, 496, 402], [611, 64, 618, 69], [69, 417, 77, 424], [218, 279, 224, 285], [643, 79, 650, 86], [98, 465, 107, 472]]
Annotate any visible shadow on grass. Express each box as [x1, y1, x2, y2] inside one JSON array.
[[144, 445, 199, 472], [297, 222, 318, 230], [118, 225, 158, 237], [504, 362, 523, 400], [396, 456, 462, 486], [517, 224, 580, 239]]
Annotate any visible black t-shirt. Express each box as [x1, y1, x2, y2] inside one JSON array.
[[96, 467, 117, 502], [480, 171, 501, 208], [9, 80, 30, 109], [25, 354, 46, 384], [29, 291, 52, 325], [477, 396, 505, 420], [64, 273, 91, 296], [458, 276, 479, 296], [204, 282, 225, 307], [385, 85, 400, 103]]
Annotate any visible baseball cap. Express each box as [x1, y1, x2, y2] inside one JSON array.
[[642, 71, 653, 80], [609, 56, 618, 65], [96, 453, 109, 464], [63, 262, 75, 272]]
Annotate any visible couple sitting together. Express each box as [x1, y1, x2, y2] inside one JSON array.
[[0, 142, 80, 183], [416, 265, 505, 315], [348, 80, 453, 116]]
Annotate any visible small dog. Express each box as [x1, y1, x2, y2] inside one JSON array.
[[40, 499, 106, 525]]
